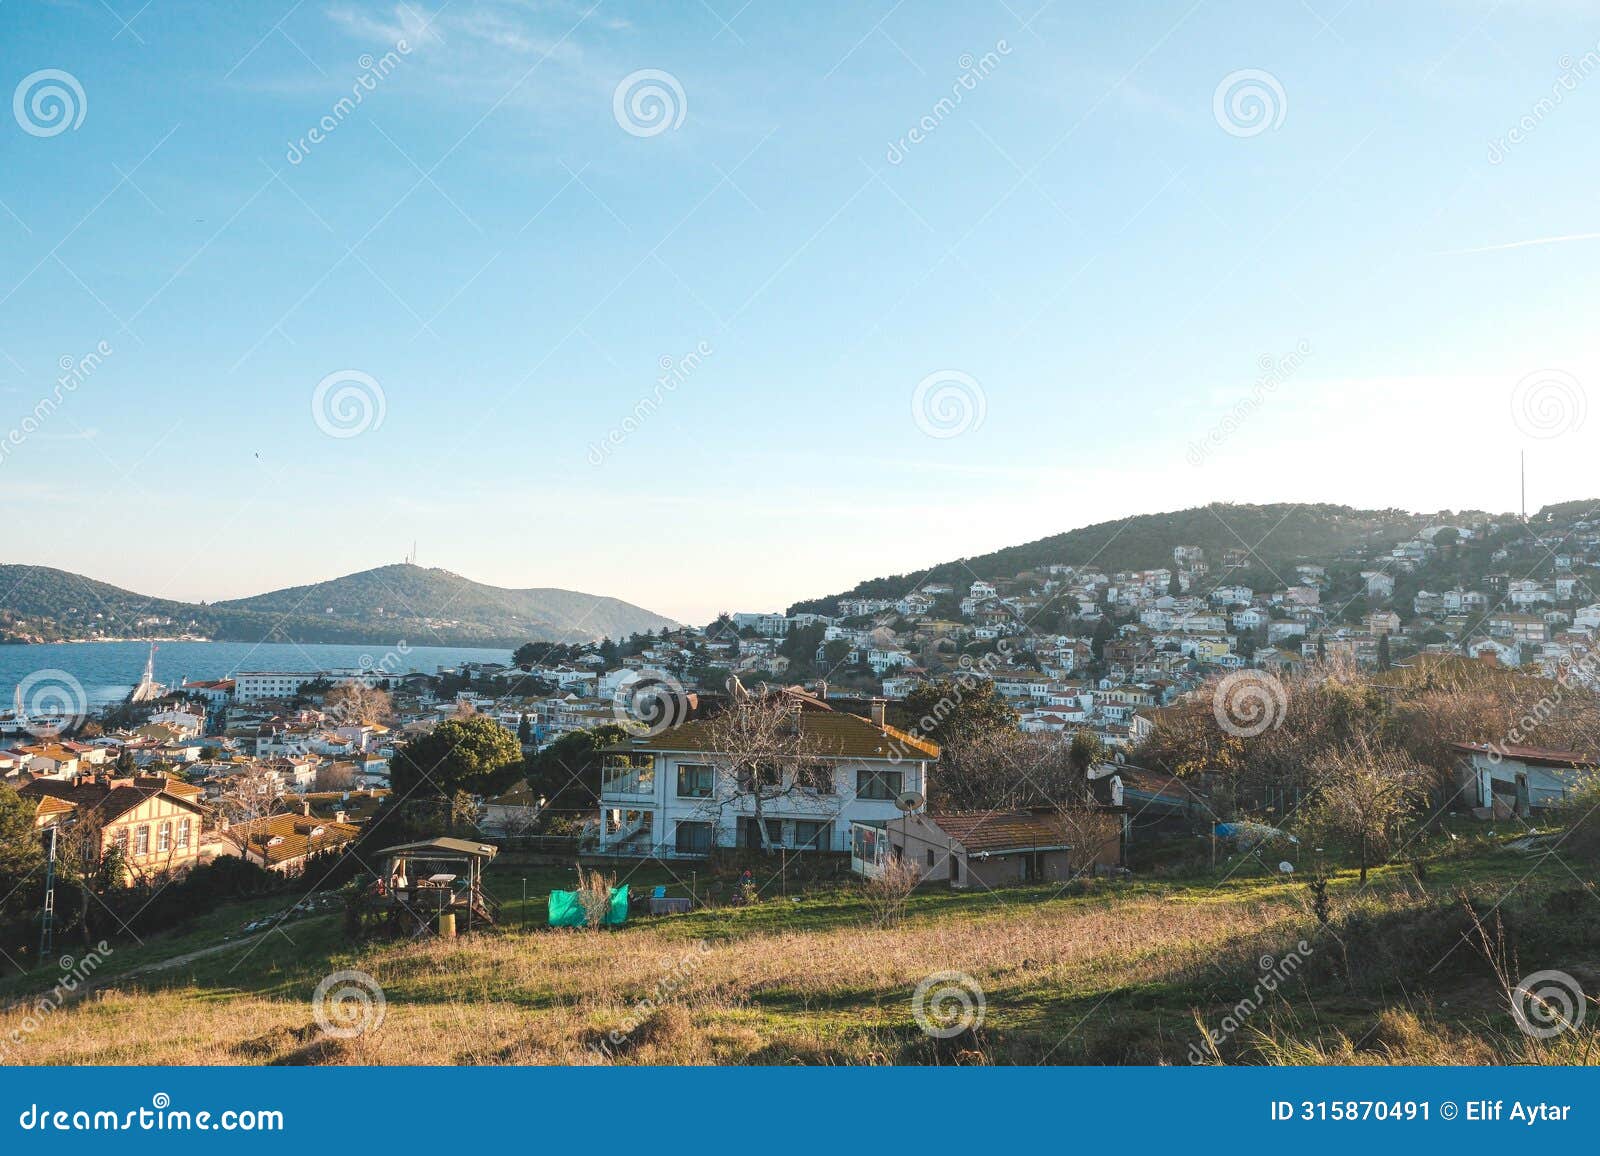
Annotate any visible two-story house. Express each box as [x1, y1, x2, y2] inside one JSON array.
[[21, 772, 206, 880], [596, 691, 938, 858]]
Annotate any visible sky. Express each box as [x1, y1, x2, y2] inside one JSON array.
[[3, 0, 1600, 625]]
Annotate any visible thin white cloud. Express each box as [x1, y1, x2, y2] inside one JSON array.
[[1434, 232, 1600, 256]]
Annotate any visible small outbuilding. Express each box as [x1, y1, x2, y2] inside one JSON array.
[[862, 809, 1123, 889]]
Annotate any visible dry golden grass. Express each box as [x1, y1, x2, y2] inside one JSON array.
[[3, 867, 1592, 1065], [1, 885, 1308, 1066]]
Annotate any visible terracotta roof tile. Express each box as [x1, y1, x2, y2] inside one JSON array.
[[920, 811, 1078, 853]]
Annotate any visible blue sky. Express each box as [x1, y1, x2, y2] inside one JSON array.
[[3, 0, 1599, 625]]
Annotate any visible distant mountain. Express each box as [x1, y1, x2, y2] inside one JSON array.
[[215, 564, 678, 646], [789, 502, 1522, 615], [0, 563, 676, 647]]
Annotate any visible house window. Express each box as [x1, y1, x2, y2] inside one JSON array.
[[177, 818, 192, 850], [676, 763, 713, 798], [794, 820, 830, 851], [856, 768, 903, 800], [738, 763, 784, 791], [674, 821, 713, 855], [135, 826, 150, 856], [926, 848, 935, 868], [113, 828, 129, 856], [764, 818, 785, 847], [799, 764, 835, 793], [158, 822, 172, 852]]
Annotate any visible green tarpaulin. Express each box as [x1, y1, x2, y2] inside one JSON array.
[[547, 884, 629, 927]]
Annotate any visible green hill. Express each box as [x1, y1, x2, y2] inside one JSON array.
[[216, 564, 677, 646], [0, 563, 676, 647], [789, 502, 1512, 614]]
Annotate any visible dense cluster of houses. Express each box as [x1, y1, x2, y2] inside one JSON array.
[[8, 509, 1600, 888]]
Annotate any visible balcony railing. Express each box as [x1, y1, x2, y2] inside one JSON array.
[[601, 768, 655, 796]]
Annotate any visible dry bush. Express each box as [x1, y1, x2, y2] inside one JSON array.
[[575, 867, 616, 930], [863, 856, 920, 928]]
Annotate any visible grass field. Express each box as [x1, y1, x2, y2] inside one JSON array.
[[2, 833, 1597, 1066]]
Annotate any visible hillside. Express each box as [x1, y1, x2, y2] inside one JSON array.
[[0, 563, 676, 647], [0, 840, 1591, 1066], [789, 502, 1506, 615], [216, 564, 678, 646]]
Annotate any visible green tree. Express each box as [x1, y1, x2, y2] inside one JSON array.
[[1376, 633, 1392, 671], [1067, 730, 1105, 775], [1090, 616, 1115, 663], [391, 715, 524, 801], [0, 786, 42, 908], [517, 713, 533, 746], [901, 677, 1018, 746], [778, 623, 827, 677], [525, 724, 629, 812]]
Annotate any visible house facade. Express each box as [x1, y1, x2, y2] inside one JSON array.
[[1452, 741, 1597, 816], [596, 694, 937, 857], [21, 773, 206, 879], [864, 809, 1122, 889]]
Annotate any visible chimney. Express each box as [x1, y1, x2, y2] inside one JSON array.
[[870, 698, 887, 728], [816, 680, 828, 701], [335, 810, 347, 824], [302, 798, 312, 817]]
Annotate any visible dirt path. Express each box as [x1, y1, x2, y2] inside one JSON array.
[[122, 933, 265, 977]]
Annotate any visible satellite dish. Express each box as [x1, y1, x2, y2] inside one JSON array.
[[1278, 861, 1295, 874], [895, 791, 925, 812]]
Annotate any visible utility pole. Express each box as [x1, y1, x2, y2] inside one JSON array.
[[38, 825, 58, 963]]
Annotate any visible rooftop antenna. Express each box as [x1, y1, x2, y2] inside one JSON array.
[[1521, 450, 1526, 523]]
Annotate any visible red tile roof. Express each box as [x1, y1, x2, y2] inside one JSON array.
[[630, 707, 939, 761], [920, 811, 1079, 853], [1451, 741, 1599, 768]]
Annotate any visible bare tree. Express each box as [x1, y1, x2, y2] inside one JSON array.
[[315, 762, 359, 793], [1302, 731, 1426, 884], [694, 693, 834, 853], [216, 764, 287, 860], [1054, 805, 1123, 878], [325, 682, 393, 726]]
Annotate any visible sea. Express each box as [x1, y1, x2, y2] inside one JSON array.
[[0, 640, 513, 711]]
